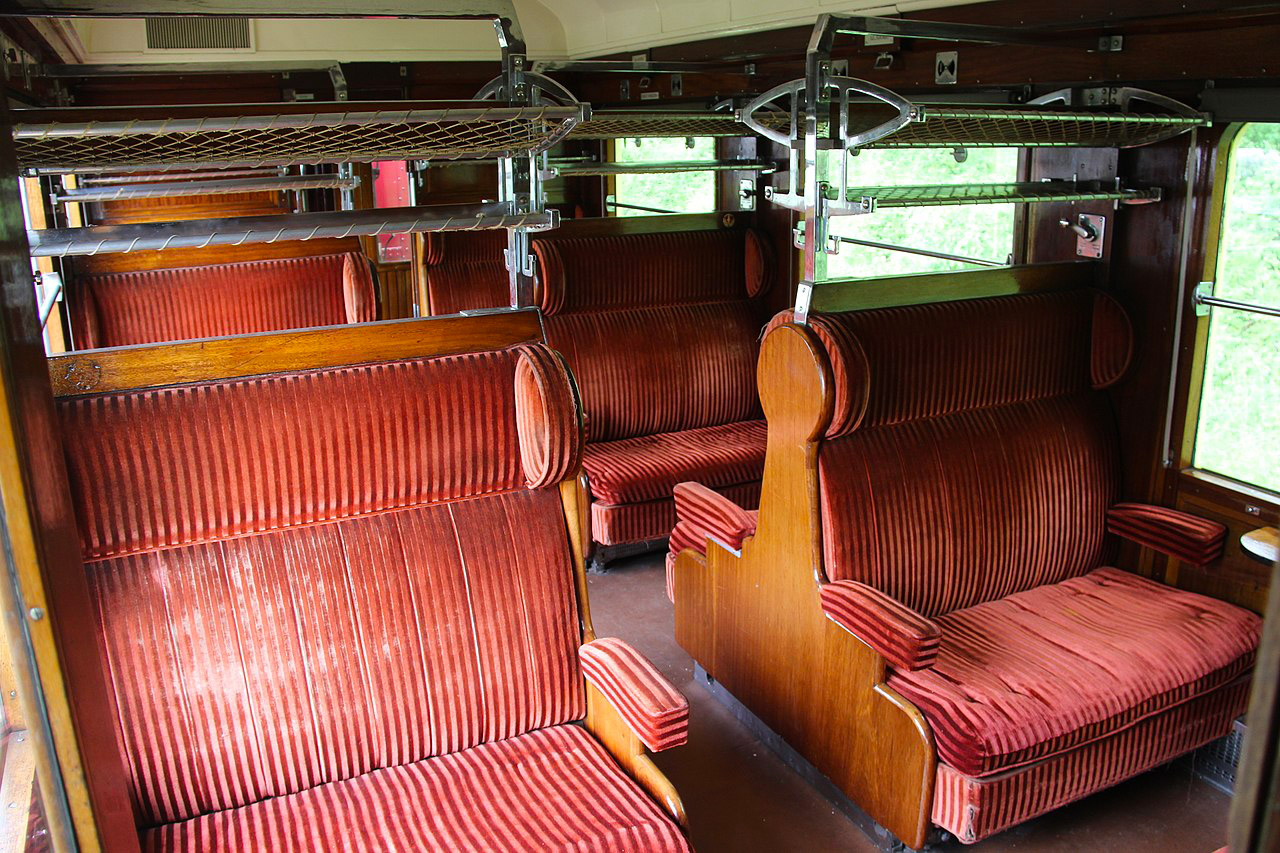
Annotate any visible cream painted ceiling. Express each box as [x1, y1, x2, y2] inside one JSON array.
[[65, 0, 989, 64]]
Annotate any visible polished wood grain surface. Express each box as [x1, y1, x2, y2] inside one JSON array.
[[560, 471, 689, 828], [48, 309, 544, 396], [674, 323, 935, 849], [810, 261, 1098, 314]]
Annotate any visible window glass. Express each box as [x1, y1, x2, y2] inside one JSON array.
[[824, 148, 1019, 277], [611, 137, 716, 216], [371, 160, 413, 263], [1193, 123, 1280, 493]]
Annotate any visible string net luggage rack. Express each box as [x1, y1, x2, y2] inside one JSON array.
[[734, 13, 1211, 322], [12, 10, 593, 309]]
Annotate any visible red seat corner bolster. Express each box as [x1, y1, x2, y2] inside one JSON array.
[[672, 481, 758, 552], [820, 580, 942, 672], [579, 637, 689, 752], [1107, 502, 1228, 567]]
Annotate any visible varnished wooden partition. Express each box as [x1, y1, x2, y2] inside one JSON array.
[[674, 320, 936, 849]]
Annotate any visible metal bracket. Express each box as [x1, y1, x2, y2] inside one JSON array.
[[1061, 212, 1105, 258], [328, 63, 348, 101], [1194, 281, 1215, 317], [1096, 35, 1124, 53]]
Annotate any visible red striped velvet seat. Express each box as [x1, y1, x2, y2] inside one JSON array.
[[58, 340, 689, 852], [71, 251, 377, 349], [420, 231, 511, 315], [536, 229, 772, 549], [801, 290, 1259, 844]]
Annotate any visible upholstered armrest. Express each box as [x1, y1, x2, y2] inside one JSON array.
[[1107, 502, 1227, 567], [672, 481, 758, 552], [820, 581, 942, 672], [580, 638, 689, 752]]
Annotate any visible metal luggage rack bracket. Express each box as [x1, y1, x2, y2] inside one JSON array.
[[762, 13, 1210, 324]]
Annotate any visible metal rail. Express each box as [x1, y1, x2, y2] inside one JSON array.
[[605, 199, 679, 215], [1194, 283, 1280, 318], [77, 168, 282, 185], [27, 204, 557, 257], [55, 174, 360, 203], [833, 235, 1004, 268], [547, 160, 775, 177]]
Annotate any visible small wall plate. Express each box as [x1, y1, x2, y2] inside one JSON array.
[[1076, 213, 1105, 258], [935, 51, 958, 84]]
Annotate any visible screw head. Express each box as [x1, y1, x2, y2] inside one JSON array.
[[28, 607, 44, 621]]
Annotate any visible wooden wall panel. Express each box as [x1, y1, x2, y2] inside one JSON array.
[[375, 263, 416, 320]]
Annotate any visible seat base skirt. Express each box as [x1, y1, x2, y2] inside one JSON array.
[[143, 725, 689, 853], [932, 676, 1250, 844]]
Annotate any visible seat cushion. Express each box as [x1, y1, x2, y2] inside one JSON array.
[[145, 725, 690, 852], [593, 481, 761, 548], [583, 419, 767, 506], [889, 568, 1260, 777]]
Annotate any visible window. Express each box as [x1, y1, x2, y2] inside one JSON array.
[[610, 137, 716, 216], [824, 148, 1020, 277], [371, 160, 413, 263], [1192, 123, 1280, 493]]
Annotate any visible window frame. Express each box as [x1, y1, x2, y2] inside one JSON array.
[[1178, 121, 1280, 501]]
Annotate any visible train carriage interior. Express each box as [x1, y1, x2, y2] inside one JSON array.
[[0, 1, 1278, 851]]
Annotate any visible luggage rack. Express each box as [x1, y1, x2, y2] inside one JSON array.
[[747, 14, 1210, 322], [12, 102, 587, 175], [774, 180, 1162, 214], [14, 11, 576, 308]]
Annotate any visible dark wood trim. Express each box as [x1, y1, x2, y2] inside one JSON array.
[[47, 310, 544, 397], [0, 103, 140, 852], [546, 211, 751, 238], [810, 261, 1099, 313], [1229, 559, 1280, 853]]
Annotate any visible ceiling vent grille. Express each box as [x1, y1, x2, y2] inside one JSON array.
[[145, 17, 252, 50]]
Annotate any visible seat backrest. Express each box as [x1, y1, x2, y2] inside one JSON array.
[[72, 251, 377, 349], [421, 231, 512, 315], [58, 340, 585, 827], [537, 228, 772, 442], [803, 288, 1133, 617]]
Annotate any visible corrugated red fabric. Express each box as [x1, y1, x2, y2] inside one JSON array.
[[790, 289, 1133, 441], [671, 481, 758, 551], [819, 581, 941, 672], [514, 345, 584, 488], [72, 253, 376, 349], [819, 394, 1118, 616], [931, 676, 1250, 844], [59, 348, 549, 561], [1091, 291, 1134, 389], [597, 480, 762, 549], [534, 230, 755, 316], [143, 725, 690, 852], [1107, 502, 1227, 566], [665, 501, 760, 603], [90, 492, 586, 825], [889, 568, 1259, 778], [580, 638, 689, 752], [422, 231, 511, 315], [545, 304, 762, 443], [583, 419, 767, 506]]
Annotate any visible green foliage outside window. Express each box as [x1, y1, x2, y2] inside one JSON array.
[[823, 148, 1020, 277], [1193, 122, 1280, 493], [612, 137, 716, 216]]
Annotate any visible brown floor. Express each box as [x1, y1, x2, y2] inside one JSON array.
[[587, 552, 1233, 853]]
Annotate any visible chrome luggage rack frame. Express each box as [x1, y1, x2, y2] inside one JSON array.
[[13, 10, 588, 310], [740, 14, 1210, 323]]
